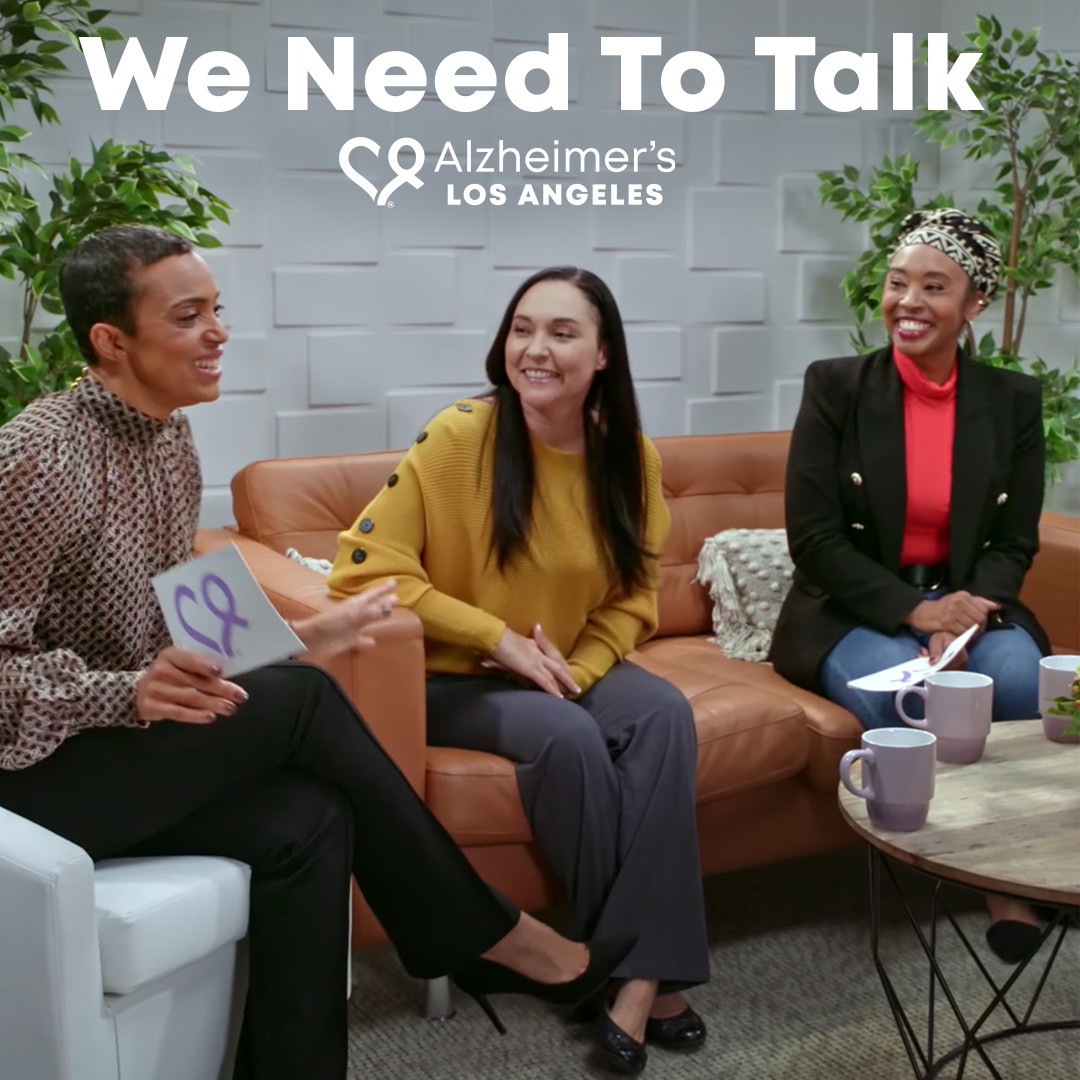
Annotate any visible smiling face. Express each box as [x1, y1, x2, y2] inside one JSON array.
[[504, 278, 607, 419], [89, 252, 228, 418], [881, 243, 983, 364]]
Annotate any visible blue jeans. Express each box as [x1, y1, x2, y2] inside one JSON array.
[[820, 617, 1042, 731]]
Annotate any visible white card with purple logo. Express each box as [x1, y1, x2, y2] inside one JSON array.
[[152, 543, 304, 677], [845, 624, 979, 692]]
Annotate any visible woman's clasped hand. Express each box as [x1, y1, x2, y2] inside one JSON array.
[[483, 624, 582, 698]]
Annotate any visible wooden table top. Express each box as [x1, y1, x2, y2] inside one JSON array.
[[838, 720, 1080, 906]]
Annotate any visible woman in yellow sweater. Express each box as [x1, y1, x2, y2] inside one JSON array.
[[328, 268, 708, 1074]]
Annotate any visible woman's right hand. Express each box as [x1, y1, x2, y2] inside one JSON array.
[[906, 590, 1000, 636], [136, 646, 249, 724], [291, 579, 398, 658], [488, 626, 580, 698]]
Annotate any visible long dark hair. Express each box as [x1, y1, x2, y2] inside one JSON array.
[[482, 267, 652, 595]]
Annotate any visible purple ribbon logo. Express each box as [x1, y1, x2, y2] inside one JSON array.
[[174, 574, 250, 657]]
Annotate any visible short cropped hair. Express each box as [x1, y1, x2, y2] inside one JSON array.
[[59, 225, 193, 365]]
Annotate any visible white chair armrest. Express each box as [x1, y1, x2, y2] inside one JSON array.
[[0, 806, 117, 1080]]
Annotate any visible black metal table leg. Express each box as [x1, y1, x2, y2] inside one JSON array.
[[865, 846, 1078, 1080]]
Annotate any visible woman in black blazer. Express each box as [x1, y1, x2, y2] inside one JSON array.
[[770, 209, 1049, 960]]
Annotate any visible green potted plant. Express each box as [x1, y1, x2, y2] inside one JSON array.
[[0, 0, 230, 425], [816, 16, 1080, 481]]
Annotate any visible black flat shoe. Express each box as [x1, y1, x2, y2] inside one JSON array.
[[595, 1010, 647, 1074], [644, 1005, 706, 1050], [986, 919, 1043, 964], [453, 934, 636, 1035]]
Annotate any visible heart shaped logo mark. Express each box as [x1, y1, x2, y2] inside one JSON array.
[[173, 574, 250, 658], [338, 137, 427, 206], [339, 137, 381, 201]]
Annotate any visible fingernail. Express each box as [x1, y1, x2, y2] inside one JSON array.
[[211, 665, 223, 676], [574, 686, 582, 694], [930, 657, 939, 664]]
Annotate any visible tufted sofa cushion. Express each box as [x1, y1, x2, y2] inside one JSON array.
[[655, 432, 788, 637]]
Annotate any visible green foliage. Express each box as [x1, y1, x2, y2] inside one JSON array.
[[1044, 662, 1080, 738], [816, 157, 953, 354], [1032, 359, 1080, 477], [816, 17, 1080, 478], [0, 1, 230, 426], [0, 0, 121, 127]]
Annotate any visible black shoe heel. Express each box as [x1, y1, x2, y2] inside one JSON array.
[[465, 990, 507, 1035], [452, 933, 635, 1015]]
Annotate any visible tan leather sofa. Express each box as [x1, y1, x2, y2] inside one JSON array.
[[195, 431, 1080, 948]]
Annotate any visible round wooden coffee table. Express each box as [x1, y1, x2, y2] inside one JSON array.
[[839, 720, 1079, 1079]]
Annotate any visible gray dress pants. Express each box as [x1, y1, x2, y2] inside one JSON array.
[[426, 660, 710, 988]]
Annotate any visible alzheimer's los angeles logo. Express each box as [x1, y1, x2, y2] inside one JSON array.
[[338, 136, 670, 208]]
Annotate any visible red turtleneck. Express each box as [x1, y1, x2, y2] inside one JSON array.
[[894, 346, 955, 567]]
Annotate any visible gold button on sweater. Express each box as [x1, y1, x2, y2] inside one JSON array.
[[327, 400, 670, 695]]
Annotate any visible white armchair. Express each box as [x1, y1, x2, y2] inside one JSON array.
[[0, 805, 250, 1080]]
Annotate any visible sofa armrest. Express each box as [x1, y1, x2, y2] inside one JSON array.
[[193, 530, 427, 796], [1021, 514, 1080, 653], [0, 807, 115, 1080]]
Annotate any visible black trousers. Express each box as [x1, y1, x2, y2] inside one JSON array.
[[0, 663, 517, 1080]]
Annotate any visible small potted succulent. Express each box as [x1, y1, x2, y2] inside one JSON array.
[[1042, 662, 1080, 744]]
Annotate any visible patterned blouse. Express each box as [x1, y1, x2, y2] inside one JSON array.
[[0, 375, 201, 770]]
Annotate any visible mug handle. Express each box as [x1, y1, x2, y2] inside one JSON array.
[[895, 685, 930, 728], [839, 748, 875, 800]]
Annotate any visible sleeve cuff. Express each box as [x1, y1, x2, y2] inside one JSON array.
[[80, 670, 143, 728], [468, 615, 507, 655]]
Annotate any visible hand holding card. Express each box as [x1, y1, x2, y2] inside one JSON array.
[[846, 624, 979, 692], [153, 543, 304, 678]]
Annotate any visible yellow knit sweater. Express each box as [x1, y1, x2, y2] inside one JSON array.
[[327, 399, 670, 694]]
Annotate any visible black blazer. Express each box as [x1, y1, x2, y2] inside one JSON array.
[[769, 345, 1050, 692]]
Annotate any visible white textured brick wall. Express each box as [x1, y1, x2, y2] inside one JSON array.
[[4, 0, 1077, 521]]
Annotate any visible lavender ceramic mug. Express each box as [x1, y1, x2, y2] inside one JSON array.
[[895, 671, 993, 764], [839, 728, 937, 831]]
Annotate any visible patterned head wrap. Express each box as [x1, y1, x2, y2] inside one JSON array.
[[891, 208, 1002, 301]]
